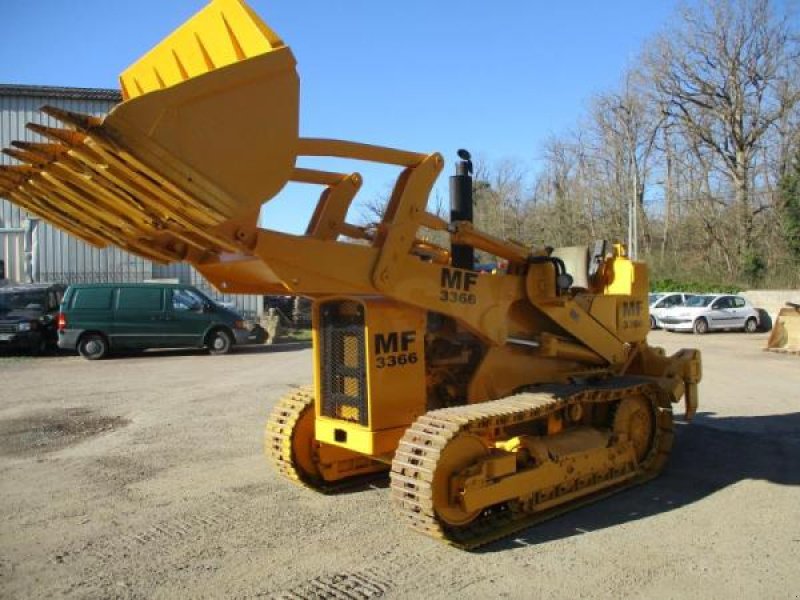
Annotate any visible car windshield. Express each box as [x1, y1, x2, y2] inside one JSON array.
[[649, 293, 665, 305], [685, 295, 714, 307], [0, 290, 46, 313]]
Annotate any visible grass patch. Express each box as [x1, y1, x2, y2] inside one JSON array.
[[0, 354, 34, 365], [273, 328, 312, 344]]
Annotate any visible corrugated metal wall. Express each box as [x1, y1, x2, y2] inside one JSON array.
[[0, 86, 153, 283], [0, 230, 24, 282], [0, 85, 262, 318]]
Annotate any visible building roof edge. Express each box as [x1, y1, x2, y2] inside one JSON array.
[[0, 84, 122, 102]]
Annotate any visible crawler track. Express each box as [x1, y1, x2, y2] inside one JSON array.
[[265, 387, 387, 494], [265, 386, 316, 486], [390, 380, 673, 549]]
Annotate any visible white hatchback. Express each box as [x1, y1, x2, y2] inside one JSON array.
[[658, 294, 760, 334], [648, 292, 695, 329]]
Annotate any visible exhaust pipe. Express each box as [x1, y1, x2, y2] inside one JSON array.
[[450, 149, 474, 270]]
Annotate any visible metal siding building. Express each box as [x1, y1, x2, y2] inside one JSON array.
[[0, 84, 262, 318]]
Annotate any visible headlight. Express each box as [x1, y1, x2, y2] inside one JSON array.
[[17, 321, 32, 332], [233, 320, 247, 330]]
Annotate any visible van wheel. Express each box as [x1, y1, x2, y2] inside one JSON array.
[[744, 317, 758, 333], [78, 333, 109, 360], [693, 318, 709, 335], [207, 329, 233, 355]]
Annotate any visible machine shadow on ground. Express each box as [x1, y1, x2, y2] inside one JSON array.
[[479, 411, 800, 552]]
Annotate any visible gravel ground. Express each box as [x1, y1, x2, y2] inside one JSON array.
[[0, 332, 798, 599]]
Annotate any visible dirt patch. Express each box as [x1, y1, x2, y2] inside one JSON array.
[[0, 407, 129, 457]]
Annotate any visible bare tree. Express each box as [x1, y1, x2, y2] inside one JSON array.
[[590, 75, 662, 256], [645, 0, 800, 272], [473, 157, 530, 243]]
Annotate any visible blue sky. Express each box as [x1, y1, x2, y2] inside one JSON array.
[[2, 0, 688, 234]]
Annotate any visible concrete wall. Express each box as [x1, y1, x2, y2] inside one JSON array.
[[742, 289, 800, 321]]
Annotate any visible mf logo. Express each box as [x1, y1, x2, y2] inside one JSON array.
[[441, 267, 478, 291], [374, 331, 416, 355], [621, 300, 643, 318]]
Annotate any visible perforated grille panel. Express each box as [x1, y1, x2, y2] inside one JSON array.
[[320, 301, 368, 426]]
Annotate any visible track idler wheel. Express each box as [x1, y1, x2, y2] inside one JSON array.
[[265, 386, 323, 486], [265, 386, 388, 492], [432, 433, 490, 527], [613, 395, 656, 464]]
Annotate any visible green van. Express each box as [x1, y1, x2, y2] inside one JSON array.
[[57, 283, 262, 359]]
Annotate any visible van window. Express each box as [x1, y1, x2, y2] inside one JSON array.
[[733, 297, 746, 308], [117, 287, 163, 311], [71, 288, 113, 310], [172, 288, 205, 311]]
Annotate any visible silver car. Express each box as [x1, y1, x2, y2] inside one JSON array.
[[648, 292, 695, 329], [658, 294, 760, 334]]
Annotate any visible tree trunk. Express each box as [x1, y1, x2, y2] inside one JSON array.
[[734, 152, 751, 270]]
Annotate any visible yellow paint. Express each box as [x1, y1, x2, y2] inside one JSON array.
[[119, 0, 284, 100], [0, 0, 704, 524], [767, 307, 800, 352], [315, 417, 406, 456]]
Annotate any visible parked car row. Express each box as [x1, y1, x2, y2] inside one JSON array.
[[1, 281, 762, 360], [648, 292, 761, 334], [0, 282, 266, 359]]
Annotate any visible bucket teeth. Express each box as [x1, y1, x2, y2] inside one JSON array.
[[40, 105, 102, 131], [5, 142, 67, 165], [0, 165, 38, 182], [11, 141, 68, 160], [25, 123, 86, 146], [2, 147, 48, 166]]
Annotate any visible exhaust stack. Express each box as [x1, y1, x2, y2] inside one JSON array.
[[449, 149, 474, 271]]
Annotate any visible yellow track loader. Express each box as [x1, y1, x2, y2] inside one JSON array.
[[0, 0, 701, 548]]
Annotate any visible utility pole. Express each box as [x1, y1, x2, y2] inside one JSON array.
[[631, 162, 638, 260], [615, 103, 638, 260]]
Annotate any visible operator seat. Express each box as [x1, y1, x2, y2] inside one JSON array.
[[551, 240, 610, 291], [551, 246, 590, 290]]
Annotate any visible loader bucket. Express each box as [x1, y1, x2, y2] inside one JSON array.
[[765, 303, 800, 355], [0, 0, 298, 262]]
